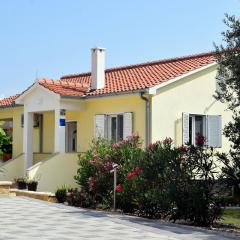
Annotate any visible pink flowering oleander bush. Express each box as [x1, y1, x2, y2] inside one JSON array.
[[74, 135, 143, 209], [74, 135, 222, 226]]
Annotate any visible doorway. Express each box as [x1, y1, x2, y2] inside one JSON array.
[[65, 121, 77, 152]]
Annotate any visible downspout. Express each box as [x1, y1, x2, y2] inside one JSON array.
[[140, 92, 150, 147]]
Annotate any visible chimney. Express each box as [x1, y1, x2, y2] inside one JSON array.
[[91, 47, 105, 90]]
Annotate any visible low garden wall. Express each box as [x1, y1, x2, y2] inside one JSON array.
[[27, 153, 79, 192], [0, 154, 24, 182]]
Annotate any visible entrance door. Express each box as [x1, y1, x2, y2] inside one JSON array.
[[65, 122, 77, 152]]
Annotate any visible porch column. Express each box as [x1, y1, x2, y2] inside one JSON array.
[[54, 109, 66, 153], [23, 112, 34, 172]]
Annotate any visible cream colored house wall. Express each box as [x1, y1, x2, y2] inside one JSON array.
[[27, 153, 79, 192], [151, 65, 232, 152], [74, 95, 146, 152], [0, 154, 24, 181]]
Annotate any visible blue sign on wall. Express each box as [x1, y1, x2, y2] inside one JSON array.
[[59, 118, 66, 127]]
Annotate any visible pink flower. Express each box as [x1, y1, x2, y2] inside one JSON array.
[[196, 135, 205, 146], [112, 143, 118, 149], [163, 137, 173, 145], [92, 148, 97, 157], [112, 140, 126, 149], [87, 177, 96, 192], [134, 167, 141, 175], [147, 141, 160, 151], [115, 185, 123, 192], [179, 145, 187, 153], [127, 133, 140, 139], [90, 160, 97, 166], [103, 161, 113, 171], [127, 172, 135, 180]]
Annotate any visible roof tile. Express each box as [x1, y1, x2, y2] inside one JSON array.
[[0, 52, 216, 108]]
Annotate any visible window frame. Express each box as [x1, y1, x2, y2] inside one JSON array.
[[107, 113, 124, 142], [183, 112, 222, 148], [189, 114, 207, 146]]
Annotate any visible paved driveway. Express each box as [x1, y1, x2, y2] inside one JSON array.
[[0, 196, 237, 240]]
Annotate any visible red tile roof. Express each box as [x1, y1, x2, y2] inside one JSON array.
[[39, 79, 88, 96], [0, 94, 20, 108], [60, 52, 215, 96], [0, 52, 216, 108]]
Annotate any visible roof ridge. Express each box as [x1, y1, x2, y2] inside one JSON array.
[[60, 51, 215, 79]]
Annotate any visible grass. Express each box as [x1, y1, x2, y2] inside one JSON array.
[[219, 209, 240, 226]]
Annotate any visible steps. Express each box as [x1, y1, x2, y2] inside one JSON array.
[[10, 189, 57, 202]]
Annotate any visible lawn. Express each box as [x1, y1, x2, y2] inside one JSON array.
[[219, 209, 240, 226]]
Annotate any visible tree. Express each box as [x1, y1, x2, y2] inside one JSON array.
[[214, 14, 240, 200]]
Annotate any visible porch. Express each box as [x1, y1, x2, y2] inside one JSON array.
[[14, 82, 85, 173]]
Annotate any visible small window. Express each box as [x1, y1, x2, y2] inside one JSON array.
[[21, 114, 24, 128], [20, 113, 42, 128], [33, 114, 40, 128], [195, 115, 204, 136], [189, 115, 206, 146], [182, 113, 222, 147], [108, 114, 123, 142], [94, 112, 132, 141], [117, 115, 123, 141]]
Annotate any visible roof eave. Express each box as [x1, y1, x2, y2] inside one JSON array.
[[0, 104, 23, 110], [60, 89, 149, 100]]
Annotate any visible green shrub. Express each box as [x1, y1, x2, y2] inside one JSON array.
[[74, 135, 223, 226], [74, 135, 143, 208], [0, 128, 12, 156], [171, 137, 223, 226], [67, 188, 96, 208], [55, 184, 69, 203]]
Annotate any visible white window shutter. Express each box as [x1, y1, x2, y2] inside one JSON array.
[[207, 115, 222, 148], [182, 112, 189, 145], [123, 112, 133, 139], [94, 115, 107, 138]]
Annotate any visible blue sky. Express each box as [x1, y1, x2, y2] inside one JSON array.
[[0, 0, 239, 97]]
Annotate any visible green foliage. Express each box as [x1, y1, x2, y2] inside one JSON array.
[[0, 128, 12, 156], [171, 140, 222, 226], [74, 135, 143, 206], [55, 184, 69, 203], [220, 209, 240, 226], [67, 188, 96, 208], [15, 176, 27, 190], [215, 14, 240, 201], [74, 138, 114, 203], [74, 135, 222, 226]]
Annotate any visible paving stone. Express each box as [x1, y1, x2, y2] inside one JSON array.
[[0, 196, 237, 240]]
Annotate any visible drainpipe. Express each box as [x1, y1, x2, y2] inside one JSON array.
[[140, 92, 150, 147]]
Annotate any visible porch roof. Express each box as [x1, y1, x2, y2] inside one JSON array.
[[0, 94, 20, 108], [0, 51, 216, 108]]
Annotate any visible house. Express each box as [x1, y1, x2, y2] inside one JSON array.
[[0, 48, 232, 192]]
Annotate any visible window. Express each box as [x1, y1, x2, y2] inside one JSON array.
[[94, 113, 132, 141], [21, 114, 24, 128], [21, 113, 42, 128], [188, 115, 206, 145], [183, 113, 222, 147], [108, 114, 123, 142]]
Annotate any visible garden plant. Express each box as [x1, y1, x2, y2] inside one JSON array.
[[74, 134, 222, 226], [215, 14, 240, 202]]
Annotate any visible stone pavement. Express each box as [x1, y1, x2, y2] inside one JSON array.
[[0, 196, 237, 240]]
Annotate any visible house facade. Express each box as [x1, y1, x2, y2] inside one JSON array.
[[0, 48, 232, 192]]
